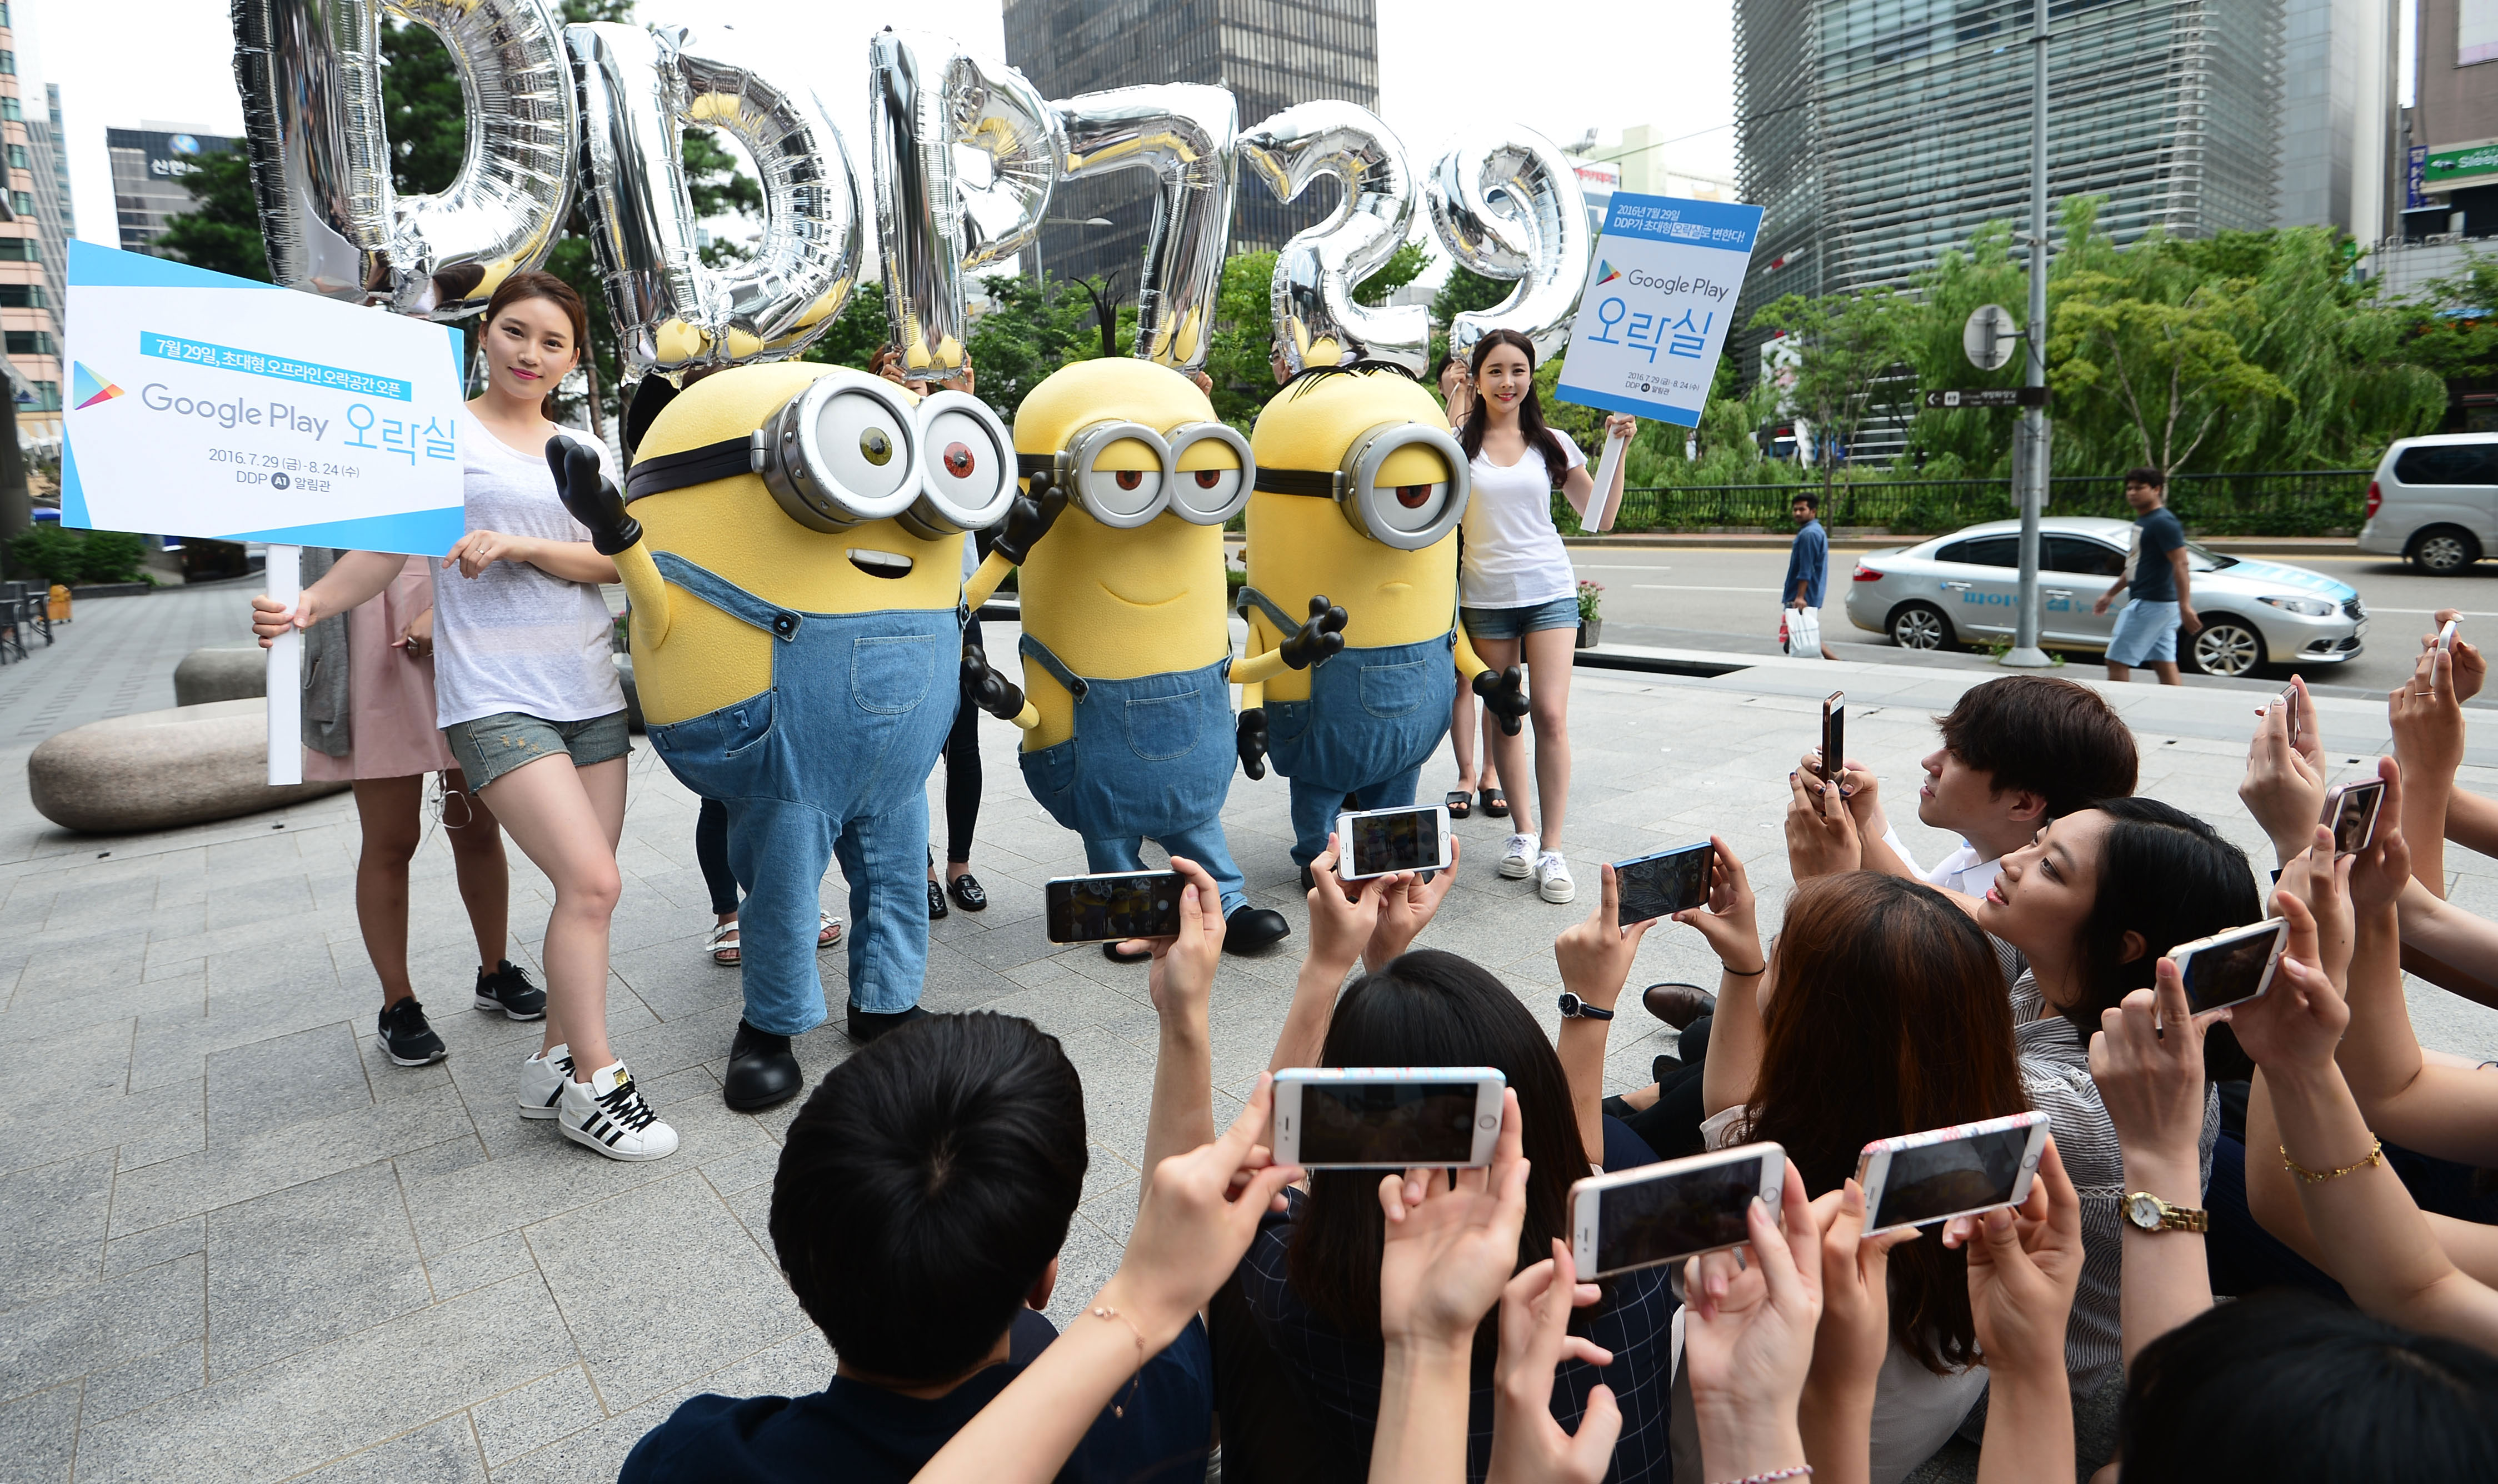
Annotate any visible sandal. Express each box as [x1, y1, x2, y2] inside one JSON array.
[[818, 911, 843, 948], [1445, 790, 1472, 820], [1481, 787, 1510, 819], [706, 922, 741, 966]]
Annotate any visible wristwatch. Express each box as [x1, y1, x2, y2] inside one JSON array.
[[2122, 1191, 2209, 1233], [1557, 992, 1613, 1021]]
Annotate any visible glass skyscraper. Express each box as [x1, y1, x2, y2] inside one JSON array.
[[1002, 0, 1381, 288]]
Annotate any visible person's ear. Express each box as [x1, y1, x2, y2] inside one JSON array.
[[1026, 1255, 1060, 1312], [2116, 929, 2147, 966], [2003, 789, 2050, 826]]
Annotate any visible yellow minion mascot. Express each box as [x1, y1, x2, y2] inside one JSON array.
[[549, 363, 1032, 1110], [963, 358, 1344, 961], [1237, 364, 1528, 877]]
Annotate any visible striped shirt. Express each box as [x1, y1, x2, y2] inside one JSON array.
[[2010, 971, 2219, 1400]]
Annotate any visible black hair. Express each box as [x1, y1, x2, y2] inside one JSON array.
[[2065, 796, 2259, 1038], [2121, 1291, 2498, 1482], [1278, 360, 1423, 401], [1456, 329, 1573, 481], [1934, 676, 2138, 819], [1792, 491, 1820, 512], [1287, 950, 1585, 1338], [2125, 466, 2167, 491], [770, 1013, 1087, 1383]]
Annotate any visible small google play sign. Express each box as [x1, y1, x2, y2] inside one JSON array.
[[72, 363, 127, 409]]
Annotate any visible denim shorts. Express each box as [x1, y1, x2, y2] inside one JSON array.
[[442, 709, 632, 792], [1460, 596, 1582, 642], [2106, 599, 2182, 667]]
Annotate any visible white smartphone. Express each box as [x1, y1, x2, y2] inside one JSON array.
[[2169, 918, 2291, 1016], [1855, 1111, 2051, 1237], [1568, 1142, 1787, 1280], [1336, 803, 1455, 881], [2322, 777, 2386, 858], [1270, 1067, 1506, 1170], [2277, 682, 2300, 749], [2440, 618, 2461, 653]]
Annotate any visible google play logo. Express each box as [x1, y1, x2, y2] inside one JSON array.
[[1593, 261, 1622, 287], [73, 363, 127, 410]]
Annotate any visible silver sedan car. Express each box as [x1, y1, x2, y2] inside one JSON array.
[[1840, 517, 2365, 676]]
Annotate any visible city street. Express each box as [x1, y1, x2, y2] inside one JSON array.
[[1569, 543, 2498, 701]]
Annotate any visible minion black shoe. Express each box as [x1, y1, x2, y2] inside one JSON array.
[[723, 1020, 803, 1111], [1223, 906, 1290, 955]]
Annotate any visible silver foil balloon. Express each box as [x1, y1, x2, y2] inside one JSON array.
[[1424, 128, 1590, 364], [1238, 101, 1425, 375], [868, 30, 1059, 379], [1052, 85, 1239, 373], [568, 23, 863, 376], [230, 0, 574, 317]]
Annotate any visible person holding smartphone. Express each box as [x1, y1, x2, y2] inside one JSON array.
[[252, 272, 675, 1162], [1455, 329, 1635, 906]]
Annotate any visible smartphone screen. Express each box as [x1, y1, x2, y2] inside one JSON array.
[[1595, 1152, 1770, 1275], [1868, 1125, 2035, 1230], [1045, 872, 1182, 943], [1296, 1080, 1486, 1166], [2179, 923, 2285, 1015], [1344, 807, 1442, 878], [2330, 780, 2386, 857], [1615, 842, 1715, 925], [1821, 692, 1845, 781]]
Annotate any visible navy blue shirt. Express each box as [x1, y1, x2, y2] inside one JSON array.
[[619, 1308, 1213, 1484], [1785, 518, 1828, 607], [2129, 506, 2187, 602]]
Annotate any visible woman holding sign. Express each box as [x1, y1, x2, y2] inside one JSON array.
[[253, 272, 676, 1163], [1455, 327, 1633, 905]]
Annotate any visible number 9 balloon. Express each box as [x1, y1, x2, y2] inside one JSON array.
[[1425, 128, 1591, 365], [1238, 100, 1426, 376]]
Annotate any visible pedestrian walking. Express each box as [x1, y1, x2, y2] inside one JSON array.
[[1784, 491, 1837, 660], [2092, 466, 2199, 684]]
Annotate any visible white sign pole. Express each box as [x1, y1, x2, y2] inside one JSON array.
[[264, 544, 303, 786], [1590, 426, 1632, 532]]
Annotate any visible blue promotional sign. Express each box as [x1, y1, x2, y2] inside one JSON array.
[[1553, 193, 1763, 429], [63, 240, 468, 556]]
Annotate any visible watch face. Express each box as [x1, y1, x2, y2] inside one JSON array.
[[2126, 1193, 2161, 1229], [1558, 993, 1581, 1016]]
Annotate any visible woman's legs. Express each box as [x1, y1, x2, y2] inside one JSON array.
[[943, 698, 980, 877], [479, 754, 627, 1078], [1520, 626, 1577, 851], [350, 776, 426, 1006], [439, 768, 511, 970], [695, 795, 740, 923]]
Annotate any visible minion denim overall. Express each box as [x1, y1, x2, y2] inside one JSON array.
[[644, 554, 955, 1033]]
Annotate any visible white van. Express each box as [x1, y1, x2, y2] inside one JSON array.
[[2359, 434, 2498, 574]]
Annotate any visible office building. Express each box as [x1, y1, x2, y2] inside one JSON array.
[[0, 1, 61, 443], [2277, 0, 2396, 242], [2397, 0, 2498, 241], [107, 122, 237, 256], [1002, 0, 1380, 287], [26, 82, 68, 329]]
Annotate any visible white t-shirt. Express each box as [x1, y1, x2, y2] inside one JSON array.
[[1459, 435, 1583, 609], [1881, 828, 2005, 899], [432, 408, 626, 728]]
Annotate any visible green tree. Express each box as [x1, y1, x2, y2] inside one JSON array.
[[1206, 250, 1281, 425], [800, 279, 891, 373], [156, 148, 269, 282], [962, 275, 1110, 421], [1748, 284, 1915, 503], [2388, 248, 2498, 383], [381, 18, 464, 194], [1353, 239, 1430, 307], [1430, 265, 1513, 369]]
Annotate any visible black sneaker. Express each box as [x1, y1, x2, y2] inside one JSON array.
[[378, 998, 448, 1066], [474, 959, 547, 1021]]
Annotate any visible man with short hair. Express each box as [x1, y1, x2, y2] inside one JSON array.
[[1784, 492, 1837, 660], [2092, 466, 2199, 684]]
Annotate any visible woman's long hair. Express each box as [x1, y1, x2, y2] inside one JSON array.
[[1287, 950, 1585, 1339], [1736, 873, 2030, 1373], [2066, 797, 2261, 1040], [1456, 327, 1573, 481], [479, 271, 591, 421]]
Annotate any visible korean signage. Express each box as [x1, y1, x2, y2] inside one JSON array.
[[1553, 192, 1763, 428], [63, 240, 467, 556]]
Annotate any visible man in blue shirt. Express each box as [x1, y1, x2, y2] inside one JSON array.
[[1785, 492, 1836, 659], [2091, 466, 2199, 684]]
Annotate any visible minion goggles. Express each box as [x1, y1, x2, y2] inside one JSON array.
[[1250, 423, 1471, 551], [621, 374, 1017, 539], [1014, 421, 1257, 528]]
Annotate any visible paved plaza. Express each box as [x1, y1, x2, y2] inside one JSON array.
[[6, 582, 2498, 1484]]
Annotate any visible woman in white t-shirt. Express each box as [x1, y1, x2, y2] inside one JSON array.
[[1456, 328, 1633, 903], [253, 272, 675, 1163]]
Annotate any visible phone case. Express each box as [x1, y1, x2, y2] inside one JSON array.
[[2169, 919, 2289, 1013], [1271, 1066, 1506, 1170], [1335, 804, 1455, 881], [1854, 1111, 2050, 1237], [1569, 1141, 1787, 1280]]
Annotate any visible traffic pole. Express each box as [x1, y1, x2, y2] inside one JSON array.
[[2001, 0, 2054, 669]]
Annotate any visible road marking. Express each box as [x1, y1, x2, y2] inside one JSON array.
[[2359, 608, 2498, 617], [1635, 584, 1783, 593]]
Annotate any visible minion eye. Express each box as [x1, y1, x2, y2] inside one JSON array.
[[1116, 470, 1146, 491], [1370, 479, 1452, 532], [861, 428, 893, 466], [898, 391, 1016, 538], [1396, 484, 1432, 508], [815, 391, 914, 502], [944, 443, 975, 477], [1083, 462, 1163, 517], [1163, 424, 1255, 525]]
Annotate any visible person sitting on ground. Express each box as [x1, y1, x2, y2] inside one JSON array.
[[620, 860, 1238, 1484]]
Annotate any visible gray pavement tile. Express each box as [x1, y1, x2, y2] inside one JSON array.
[[283, 1413, 486, 1484], [72, 1272, 556, 1484], [0, 1151, 113, 1308], [0, 976, 208, 1053], [0, 1017, 131, 1106], [102, 1218, 205, 1280], [423, 1231, 538, 1303], [0, 1382, 77, 1484], [107, 1086, 474, 1238], [697, 1142, 781, 1198], [471, 1365, 602, 1468], [205, 1162, 431, 1378], [204, 1022, 372, 1148], [0, 1254, 202, 1403], [527, 1170, 805, 1414], [77, 1340, 204, 1426]]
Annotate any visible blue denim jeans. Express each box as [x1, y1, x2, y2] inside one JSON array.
[[1260, 630, 1460, 869], [643, 553, 957, 1031], [2107, 598, 2182, 666], [1017, 636, 1249, 917]]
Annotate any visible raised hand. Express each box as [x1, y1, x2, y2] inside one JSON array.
[[1490, 1240, 1620, 1484], [1786, 766, 1861, 879], [990, 481, 1067, 565], [1366, 836, 1460, 970], [547, 435, 639, 555], [1670, 836, 1763, 973], [1376, 1088, 1530, 1352], [1236, 708, 1269, 781], [2421, 608, 2486, 702], [961, 643, 1028, 722], [1808, 1179, 1920, 1403], [1277, 596, 1349, 670], [1100, 1076, 1304, 1349], [1133, 856, 1227, 1002], [1683, 1160, 1821, 1484], [1944, 1137, 2084, 1383], [2221, 887, 2350, 1077], [2089, 962, 2209, 1171], [1305, 836, 1387, 975], [2347, 757, 2411, 915], [1473, 664, 1530, 737], [2389, 643, 2466, 792], [1553, 862, 1658, 1013], [2240, 683, 2327, 865]]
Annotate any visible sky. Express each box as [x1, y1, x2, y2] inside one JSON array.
[[34, 0, 1737, 269]]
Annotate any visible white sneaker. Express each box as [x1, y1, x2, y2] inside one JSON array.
[[1536, 852, 1576, 905], [1498, 833, 1536, 879], [517, 1044, 572, 1121], [557, 1061, 680, 1162]]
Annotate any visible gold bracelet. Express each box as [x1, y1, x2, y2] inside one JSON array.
[[1091, 1305, 1147, 1418], [2281, 1136, 2384, 1185]]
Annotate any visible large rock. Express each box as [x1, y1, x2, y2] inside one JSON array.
[[28, 698, 349, 834], [173, 646, 267, 705]]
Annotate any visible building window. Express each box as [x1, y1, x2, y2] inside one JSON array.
[[0, 98, 17, 122], [29, 379, 56, 412], [0, 282, 42, 307], [7, 191, 27, 216], [0, 237, 32, 261], [6, 145, 24, 170], [0, 4, 14, 27], [0, 53, 16, 76], [4, 328, 51, 354]]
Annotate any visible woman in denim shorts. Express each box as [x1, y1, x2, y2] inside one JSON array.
[[254, 273, 674, 1163]]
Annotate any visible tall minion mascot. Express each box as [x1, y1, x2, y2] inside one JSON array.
[[551, 362, 1032, 1110], [1238, 364, 1528, 876], [963, 358, 1343, 961]]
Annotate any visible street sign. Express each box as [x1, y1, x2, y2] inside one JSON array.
[[1923, 386, 2049, 409], [1963, 303, 2018, 372]]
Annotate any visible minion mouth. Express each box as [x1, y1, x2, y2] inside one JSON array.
[[848, 549, 915, 579], [1096, 578, 1186, 608]]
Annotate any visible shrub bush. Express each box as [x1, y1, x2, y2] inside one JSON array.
[[8, 525, 150, 586]]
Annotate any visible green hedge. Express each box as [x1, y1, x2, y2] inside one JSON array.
[[8, 526, 149, 586]]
